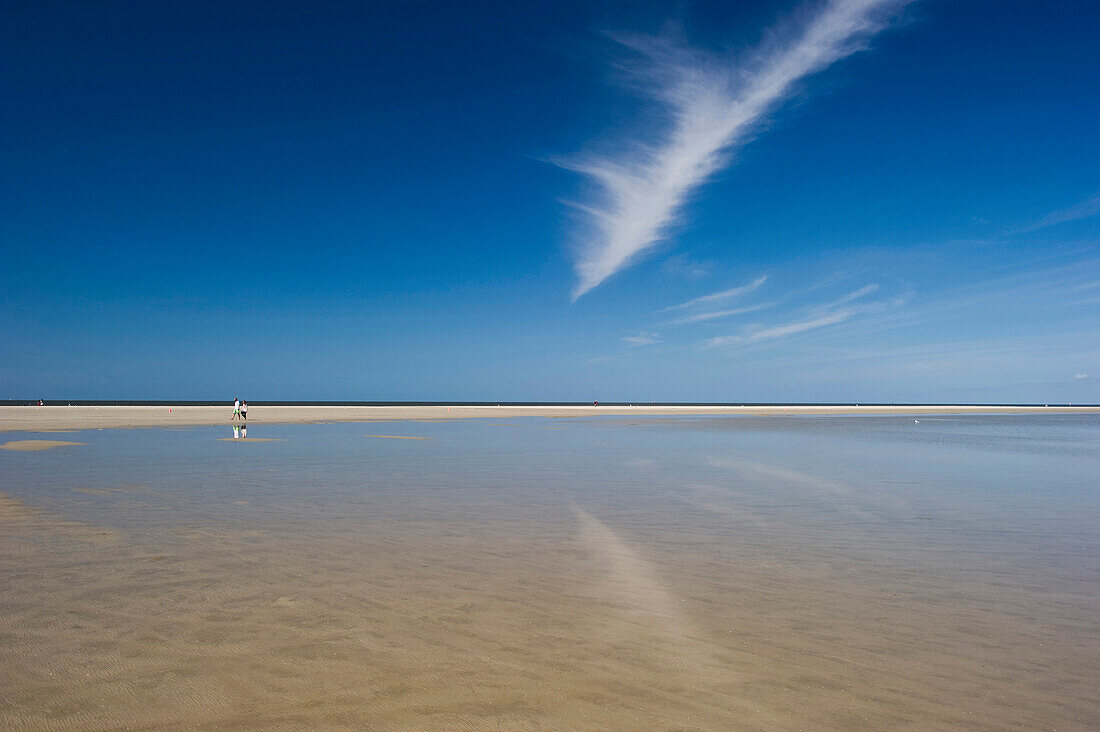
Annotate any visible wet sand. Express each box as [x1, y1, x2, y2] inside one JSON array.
[[2, 417, 1097, 729], [2, 489, 1096, 730], [215, 437, 284, 442], [2, 403, 1098, 433], [0, 440, 86, 452], [366, 435, 434, 440]]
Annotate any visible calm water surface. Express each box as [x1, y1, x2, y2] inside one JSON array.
[[2, 415, 1098, 729]]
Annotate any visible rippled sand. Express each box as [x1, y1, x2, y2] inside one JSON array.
[[1, 418, 1098, 729]]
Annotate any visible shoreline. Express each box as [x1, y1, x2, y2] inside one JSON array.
[[1, 404, 1098, 432]]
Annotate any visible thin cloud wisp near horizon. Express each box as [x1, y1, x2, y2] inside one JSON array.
[[706, 309, 854, 348], [660, 275, 768, 311], [1018, 191, 1100, 233], [669, 303, 772, 325], [704, 281, 908, 348], [622, 331, 661, 346]]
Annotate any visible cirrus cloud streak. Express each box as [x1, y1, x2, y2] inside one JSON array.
[[563, 0, 913, 299]]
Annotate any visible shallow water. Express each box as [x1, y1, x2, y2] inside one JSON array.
[[2, 416, 1098, 729]]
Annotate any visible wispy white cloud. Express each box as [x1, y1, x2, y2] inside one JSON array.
[[749, 308, 856, 341], [669, 303, 771, 325], [660, 275, 768, 311], [703, 280, 906, 347], [1019, 192, 1100, 233], [661, 254, 714, 279], [563, 0, 913, 299], [704, 334, 742, 348], [814, 283, 878, 309], [706, 308, 855, 348], [622, 331, 661, 346]]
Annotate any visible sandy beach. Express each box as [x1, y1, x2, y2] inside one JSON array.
[[2, 403, 1097, 433], [2, 414, 1098, 729]]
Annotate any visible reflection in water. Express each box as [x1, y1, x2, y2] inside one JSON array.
[[0, 416, 1098, 729]]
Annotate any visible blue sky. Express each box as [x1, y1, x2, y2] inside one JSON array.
[[2, 0, 1098, 402]]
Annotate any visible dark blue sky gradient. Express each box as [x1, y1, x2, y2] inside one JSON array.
[[3, 1, 1098, 401]]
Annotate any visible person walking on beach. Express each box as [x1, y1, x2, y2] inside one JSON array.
[[232, 398, 240, 421], [241, 400, 247, 421]]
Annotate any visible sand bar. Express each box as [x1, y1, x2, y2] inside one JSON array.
[[1, 404, 1097, 433], [0, 439, 86, 451]]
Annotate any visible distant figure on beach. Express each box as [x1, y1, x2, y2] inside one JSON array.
[[232, 398, 240, 420], [593, 400, 598, 407], [241, 400, 247, 420]]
